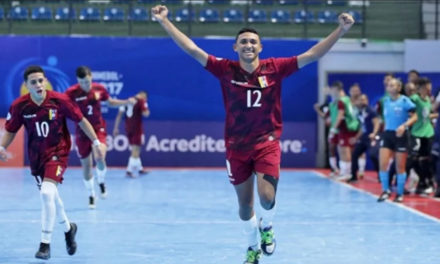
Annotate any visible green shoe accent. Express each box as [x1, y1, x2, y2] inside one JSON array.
[[244, 247, 261, 264], [261, 227, 274, 245]]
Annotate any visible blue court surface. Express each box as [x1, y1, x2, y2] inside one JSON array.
[[0, 168, 439, 264]]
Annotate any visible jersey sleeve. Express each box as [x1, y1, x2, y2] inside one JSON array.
[[273, 56, 299, 79], [337, 100, 345, 111], [4, 102, 23, 133], [205, 55, 229, 79], [99, 85, 110, 101], [59, 94, 84, 122], [405, 96, 416, 112]]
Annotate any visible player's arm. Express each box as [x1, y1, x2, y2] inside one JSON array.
[[107, 97, 136, 107], [396, 112, 417, 137], [297, 13, 354, 69], [142, 108, 150, 117], [152, 5, 208, 67], [313, 103, 326, 118], [77, 118, 105, 159], [0, 131, 17, 161], [331, 108, 345, 133], [369, 116, 381, 140], [113, 109, 124, 136]]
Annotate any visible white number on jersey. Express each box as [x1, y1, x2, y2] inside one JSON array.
[[87, 105, 93, 115], [35, 121, 49, 138], [247, 90, 262, 108]]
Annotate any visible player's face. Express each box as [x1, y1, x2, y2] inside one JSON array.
[[419, 83, 432, 97], [329, 87, 339, 98], [356, 95, 368, 108], [349, 86, 361, 98], [77, 75, 92, 92], [405, 83, 416, 96], [26, 72, 47, 101], [408, 72, 418, 83], [383, 75, 392, 88], [234, 32, 262, 63], [386, 79, 400, 95]]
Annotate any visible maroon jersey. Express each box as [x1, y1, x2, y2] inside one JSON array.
[[65, 83, 109, 138], [120, 98, 148, 134], [5, 90, 83, 176], [205, 55, 299, 149]]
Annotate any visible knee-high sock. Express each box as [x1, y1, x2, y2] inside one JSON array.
[[339, 161, 351, 176], [358, 157, 366, 174], [83, 178, 95, 197], [96, 167, 107, 184], [40, 181, 57, 244], [329, 156, 338, 172], [260, 202, 276, 229], [379, 171, 389, 192], [396, 173, 407, 196], [134, 157, 143, 171], [127, 157, 136, 173], [243, 214, 258, 250], [55, 188, 71, 233]]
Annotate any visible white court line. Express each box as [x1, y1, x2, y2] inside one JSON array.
[[313, 171, 440, 224]]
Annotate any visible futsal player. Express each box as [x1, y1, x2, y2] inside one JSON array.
[[409, 77, 436, 195], [0, 66, 105, 259], [113, 91, 150, 178], [328, 81, 360, 181], [349, 94, 380, 182], [152, 5, 354, 263], [65, 66, 135, 208], [377, 78, 417, 203]]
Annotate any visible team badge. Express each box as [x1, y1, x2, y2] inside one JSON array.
[[258, 76, 269, 88], [48, 109, 57, 120]]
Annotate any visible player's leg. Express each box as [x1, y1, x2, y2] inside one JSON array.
[[227, 150, 261, 264], [350, 142, 365, 182], [328, 138, 339, 177], [336, 145, 352, 181], [54, 188, 77, 255], [378, 146, 394, 202], [93, 143, 108, 198], [128, 144, 146, 177], [416, 138, 434, 196], [394, 150, 408, 203], [80, 154, 96, 209], [358, 152, 367, 179]]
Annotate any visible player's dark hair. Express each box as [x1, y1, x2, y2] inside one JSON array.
[[235, 27, 260, 41], [76, 66, 92, 78], [331, 81, 344, 90], [408, 69, 420, 76], [24, 65, 45, 81], [385, 72, 394, 78], [415, 77, 431, 89]]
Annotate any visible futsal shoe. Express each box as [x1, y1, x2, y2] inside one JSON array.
[[35, 242, 50, 260], [259, 225, 276, 256], [335, 174, 351, 181], [243, 247, 261, 264], [126, 171, 135, 178], [99, 183, 107, 199], [377, 191, 391, 202], [89, 196, 96, 209], [138, 169, 149, 176], [65, 223, 77, 255], [393, 195, 404, 203]]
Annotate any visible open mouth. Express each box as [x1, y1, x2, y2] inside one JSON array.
[[36, 90, 43, 95]]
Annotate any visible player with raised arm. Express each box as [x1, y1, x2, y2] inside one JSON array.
[[152, 5, 354, 263], [377, 78, 417, 203], [65, 66, 135, 209], [113, 91, 150, 177], [0, 66, 105, 259]]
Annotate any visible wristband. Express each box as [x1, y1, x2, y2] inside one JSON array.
[[93, 139, 101, 147]]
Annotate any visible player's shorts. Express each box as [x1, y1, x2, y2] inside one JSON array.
[[75, 127, 107, 159], [338, 130, 358, 148], [380, 130, 409, 152], [328, 132, 339, 145], [410, 136, 433, 157], [33, 159, 67, 184], [226, 140, 280, 186], [127, 131, 144, 146]]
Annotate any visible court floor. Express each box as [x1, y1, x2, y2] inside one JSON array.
[[0, 167, 439, 264]]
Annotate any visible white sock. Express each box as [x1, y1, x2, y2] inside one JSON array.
[[96, 167, 107, 184], [55, 188, 71, 233], [329, 157, 338, 171], [358, 157, 366, 174], [127, 157, 136, 173], [40, 181, 57, 244], [83, 178, 96, 197], [134, 157, 143, 171], [260, 202, 276, 229], [339, 161, 351, 176], [243, 214, 258, 250]]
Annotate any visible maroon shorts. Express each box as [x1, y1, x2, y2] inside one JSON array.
[[338, 130, 358, 148], [40, 160, 67, 183], [328, 133, 339, 146], [75, 128, 107, 159], [226, 140, 281, 186], [127, 132, 144, 146]]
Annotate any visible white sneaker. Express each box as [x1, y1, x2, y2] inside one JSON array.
[[88, 196, 96, 209], [335, 174, 351, 181], [407, 169, 419, 193]]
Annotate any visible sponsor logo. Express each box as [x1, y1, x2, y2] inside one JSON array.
[[23, 114, 37, 119], [75, 96, 87, 102], [146, 134, 225, 153]]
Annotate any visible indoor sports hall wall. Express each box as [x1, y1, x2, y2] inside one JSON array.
[[0, 35, 318, 168]]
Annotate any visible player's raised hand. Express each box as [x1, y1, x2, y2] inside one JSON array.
[[151, 5, 169, 22], [128, 97, 137, 105], [338, 13, 355, 32]]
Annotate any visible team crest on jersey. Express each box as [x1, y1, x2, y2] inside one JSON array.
[[6, 112, 11, 121], [94, 92, 100, 101], [258, 76, 269, 88], [48, 109, 57, 120]]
